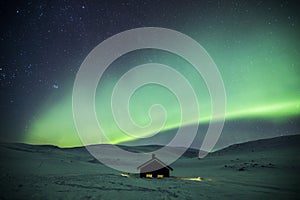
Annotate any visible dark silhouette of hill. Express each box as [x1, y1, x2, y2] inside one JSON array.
[[1, 134, 299, 158], [120, 118, 300, 151]]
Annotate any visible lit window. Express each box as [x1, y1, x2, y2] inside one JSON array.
[[146, 174, 152, 178], [157, 174, 164, 178]]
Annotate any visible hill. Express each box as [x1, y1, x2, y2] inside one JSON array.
[[0, 134, 299, 199]]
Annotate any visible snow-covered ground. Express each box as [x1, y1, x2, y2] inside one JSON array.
[[0, 135, 299, 199]]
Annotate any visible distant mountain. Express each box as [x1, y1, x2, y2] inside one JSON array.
[[2, 134, 299, 159], [119, 134, 300, 158], [212, 134, 300, 155], [120, 118, 300, 150]]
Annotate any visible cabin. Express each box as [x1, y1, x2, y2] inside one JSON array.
[[137, 154, 173, 178]]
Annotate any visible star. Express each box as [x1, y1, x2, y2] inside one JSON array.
[[52, 84, 59, 89]]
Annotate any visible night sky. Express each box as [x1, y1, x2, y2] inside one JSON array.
[[0, 0, 299, 147]]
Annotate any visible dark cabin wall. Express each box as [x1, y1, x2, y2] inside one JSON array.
[[140, 167, 170, 178]]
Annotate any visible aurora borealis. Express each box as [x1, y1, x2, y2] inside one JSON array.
[[1, 0, 300, 148]]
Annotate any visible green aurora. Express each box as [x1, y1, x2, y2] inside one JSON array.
[[24, 29, 300, 147], [23, 16, 300, 148]]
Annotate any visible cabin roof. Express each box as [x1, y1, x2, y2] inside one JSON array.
[[137, 154, 173, 171]]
